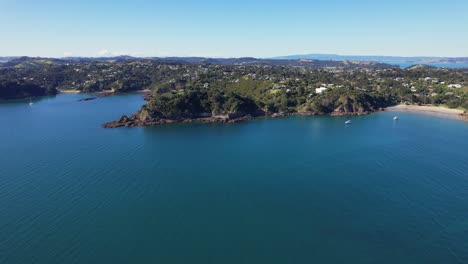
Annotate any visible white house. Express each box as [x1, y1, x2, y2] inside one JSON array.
[[448, 84, 462, 88], [315, 87, 328, 94]]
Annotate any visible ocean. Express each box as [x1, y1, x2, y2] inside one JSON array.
[[391, 62, 468, 69], [1, 93, 467, 263]]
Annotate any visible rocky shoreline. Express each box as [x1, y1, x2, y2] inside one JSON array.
[[102, 109, 375, 128], [102, 90, 390, 128], [103, 113, 254, 128], [460, 112, 468, 120], [104, 107, 468, 128]]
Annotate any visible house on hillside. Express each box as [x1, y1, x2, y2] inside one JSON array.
[[448, 84, 462, 88], [315, 87, 328, 94]]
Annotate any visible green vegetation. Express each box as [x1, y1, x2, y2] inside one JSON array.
[[143, 89, 263, 120], [309, 89, 394, 114], [0, 57, 467, 118], [0, 81, 57, 99]]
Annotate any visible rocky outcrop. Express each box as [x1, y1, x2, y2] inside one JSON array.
[[102, 109, 324, 128], [143, 92, 154, 101], [103, 110, 262, 128], [460, 112, 468, 121]]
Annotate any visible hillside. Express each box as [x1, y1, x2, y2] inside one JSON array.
[[0, 57, 466, 123]]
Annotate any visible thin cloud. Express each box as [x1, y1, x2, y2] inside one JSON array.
[[95, 49, 142, 57]]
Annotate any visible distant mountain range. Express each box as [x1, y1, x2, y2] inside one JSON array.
[[272, 54, 468, 64], [0, 56, 394, 70], [1, 54, 468, 67], [0, 57, 19, 63]]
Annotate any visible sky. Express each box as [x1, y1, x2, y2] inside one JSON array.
[[0, 0, 467, 58]]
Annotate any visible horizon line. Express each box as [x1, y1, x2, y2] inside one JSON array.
[[2, 53, 468, 60]]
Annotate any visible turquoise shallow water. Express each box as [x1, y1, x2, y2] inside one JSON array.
[[1, 94, 468, 264]]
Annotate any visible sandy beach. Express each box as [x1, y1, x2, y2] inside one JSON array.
[[59, 89, 81, 94], [386, 104, 467, 120]]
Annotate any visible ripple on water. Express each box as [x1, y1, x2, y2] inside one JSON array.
[[0, 95, 467, 263]]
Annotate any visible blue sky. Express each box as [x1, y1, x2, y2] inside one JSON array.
[[1, 0, 467, 57]]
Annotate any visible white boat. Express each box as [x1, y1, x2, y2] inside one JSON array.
[[28, 98, 33, 106], [345, 120, 352, 124], [393, 116, 399, 120]]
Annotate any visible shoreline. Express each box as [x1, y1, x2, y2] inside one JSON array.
[[104, 104, 468, 128], [102, 110, 374, 128], [59, 89, 151, 94], [386, 104, 467, 120]]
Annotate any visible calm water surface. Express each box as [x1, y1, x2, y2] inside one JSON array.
[[1, 94, 468, 264], [392, 62, 468, 69]]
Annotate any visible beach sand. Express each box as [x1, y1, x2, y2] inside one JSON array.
[[386, 104, 467, 120], [59, 89, 81, 94]]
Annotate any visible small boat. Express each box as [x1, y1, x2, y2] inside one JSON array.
[[393, 116, 399, 120], [345, 120, 352, 124], [28, 98, 33, 106]]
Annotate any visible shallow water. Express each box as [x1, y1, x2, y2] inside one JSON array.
[[1, 94, 467, 264]]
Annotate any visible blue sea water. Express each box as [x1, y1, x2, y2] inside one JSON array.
[[0, 94, 468, 264], [391, 62, 468, 69]]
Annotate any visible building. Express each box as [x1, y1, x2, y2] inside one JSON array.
[[448, 84, 462, 88], [315, 87, 328, 94]]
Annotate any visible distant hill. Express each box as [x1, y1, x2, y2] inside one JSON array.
[[1, 56, 395, 70], [406, 64, 438, 70], [0, 57, 19, 63], [1, 56, 68, 68], [272, 54, 468, 64], [3, 54, 468, 66]]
